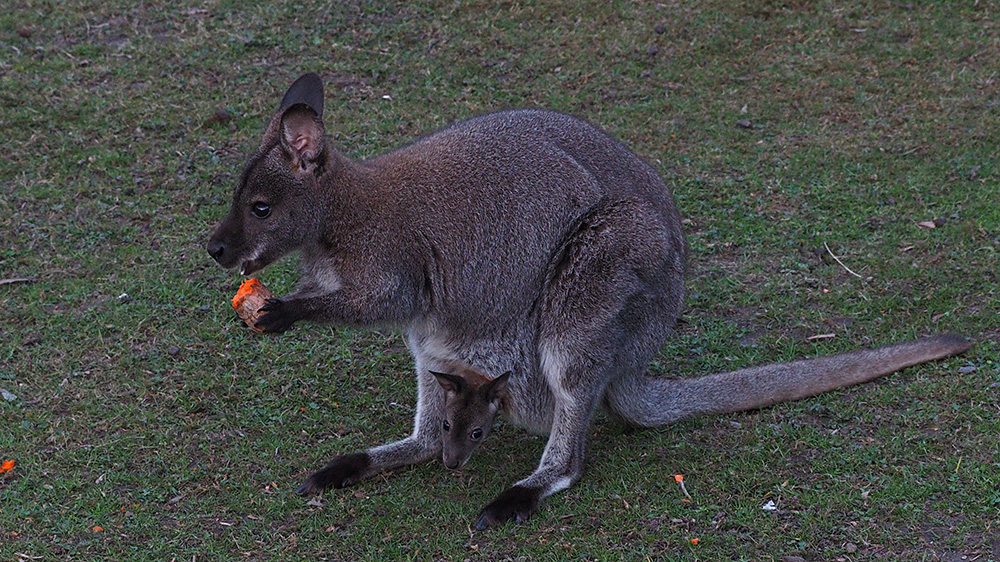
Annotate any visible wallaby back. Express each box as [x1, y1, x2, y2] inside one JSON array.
[[431, 366, 510, 470]]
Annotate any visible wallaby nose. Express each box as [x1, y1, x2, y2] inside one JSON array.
[[207, 239, 226, 262]]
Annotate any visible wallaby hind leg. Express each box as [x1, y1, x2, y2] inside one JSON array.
[[476, 199, 685, 528], [297, 361, 445, 494], [475, 350, 607, 529]]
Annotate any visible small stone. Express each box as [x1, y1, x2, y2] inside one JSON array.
[[654, 24, 666, 34], [167, 345, 181, 357]]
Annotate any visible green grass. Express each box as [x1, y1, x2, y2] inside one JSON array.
[[2, 0, 998, 560]]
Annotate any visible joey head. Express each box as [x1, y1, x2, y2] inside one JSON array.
[[431, 367, 510, 470]]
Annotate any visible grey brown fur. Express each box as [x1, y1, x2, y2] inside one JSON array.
[[207, 73, 971, 529]]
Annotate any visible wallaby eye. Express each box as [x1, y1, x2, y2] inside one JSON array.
[[470, 428, 483, 441], [442, 420, 450, 432], [251, 202, 271, 218]]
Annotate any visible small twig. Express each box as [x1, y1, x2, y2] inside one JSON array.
[[675, 474, 692, 500], [824, 242, 866, 279], [806, 333, 836, 341], [0, 277, 35, 286]]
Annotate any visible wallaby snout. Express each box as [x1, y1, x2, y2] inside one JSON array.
[[207, 237, 226, 264], [206, 220, 248, 272]]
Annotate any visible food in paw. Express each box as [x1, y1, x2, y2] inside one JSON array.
[[231, 278, 274, 332]]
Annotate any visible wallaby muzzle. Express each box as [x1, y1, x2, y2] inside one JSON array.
[[206, 219, 262, 275]]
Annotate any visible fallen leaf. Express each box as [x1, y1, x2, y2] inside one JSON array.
[[917, 220, 936, 229], [202, 108, 234, 128]]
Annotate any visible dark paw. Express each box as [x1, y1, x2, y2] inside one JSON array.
[[255, 298, 298, 334], [475, 485, 541, 530], [295, 453, 371, 495]]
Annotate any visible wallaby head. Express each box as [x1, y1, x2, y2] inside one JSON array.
[[207, 72, 330, 275], [430, 368, 511, 470]]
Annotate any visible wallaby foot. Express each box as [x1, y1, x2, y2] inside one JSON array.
[[295, 452, 371, 494], [475, 485, 542, 529]]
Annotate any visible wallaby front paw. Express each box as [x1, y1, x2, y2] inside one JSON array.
[[475, 485, 541, 530], [255, 298, 298, 334], [296, 452, 371, 494]]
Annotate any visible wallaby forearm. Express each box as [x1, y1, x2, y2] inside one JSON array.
[[280, 285, 419, 327]]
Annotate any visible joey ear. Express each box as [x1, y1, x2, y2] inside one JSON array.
[[280, 105, 326, 174], [481, 371, 511, 402], [430, 370, 467, 395]]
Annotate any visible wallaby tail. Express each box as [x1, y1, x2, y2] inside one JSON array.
[[604, 333, 971, 427]]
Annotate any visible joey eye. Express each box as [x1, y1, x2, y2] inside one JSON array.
[[251, 202, 271, 218], [442, 420, 450, 432], [470, 428, 483, 441]]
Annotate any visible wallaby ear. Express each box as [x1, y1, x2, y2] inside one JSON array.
[[278, 73, 326, 175], [280, 105, 326, 174], [430, 370, 466, 395], [279, 72, 324, 118], [481, 371, 511, 402]]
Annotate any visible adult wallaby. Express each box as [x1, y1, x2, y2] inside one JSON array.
[[430, 366, 511, 470], [206, 72, 971, 529]]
